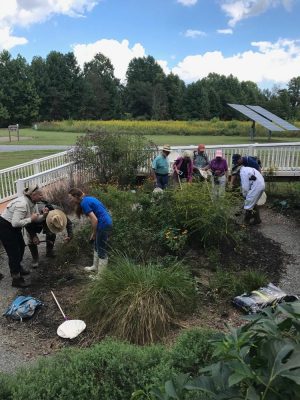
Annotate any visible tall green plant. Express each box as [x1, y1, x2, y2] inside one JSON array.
[[80, 256, 197, 344]]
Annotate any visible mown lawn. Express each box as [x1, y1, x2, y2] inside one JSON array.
[[0, 128, 83, 145], [0, 128, 299, 146], [0, 150, 59, 169]]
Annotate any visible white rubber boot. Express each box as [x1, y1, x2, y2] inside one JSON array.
[[97, 258, 108, 275], [84, 251, 99, 272]]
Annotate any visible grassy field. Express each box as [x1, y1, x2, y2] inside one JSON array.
[[1, 128, 299, 146], [0, 128, 82, 145], [0, 150, 59, 169], [0, 128, 299, 170]]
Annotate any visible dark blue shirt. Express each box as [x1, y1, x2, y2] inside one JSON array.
[[242, 156, 260, 171], [80, 196, 112, 229]]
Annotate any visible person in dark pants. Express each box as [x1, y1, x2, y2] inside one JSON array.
[[0, 185, 47, 288], [151, 145, 171, 189], [68, 188, 112, 275], [25, 200, 73, 268]]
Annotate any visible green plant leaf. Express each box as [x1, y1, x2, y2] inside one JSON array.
[[245, 386, 260, 400]]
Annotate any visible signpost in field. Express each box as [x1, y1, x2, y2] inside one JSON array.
[[8, 124, 19, 142]]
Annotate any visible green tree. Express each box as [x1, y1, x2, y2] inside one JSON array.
[[184, 81, 210, 119], [82, 53, 120, 119], [288, 76, 300, 118], [164, 73, 186, 119], [125, 56, 166, 119], [0, 50, 39, 126]]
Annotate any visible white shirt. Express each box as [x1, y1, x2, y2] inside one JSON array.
[[1, 195, 44, 228]]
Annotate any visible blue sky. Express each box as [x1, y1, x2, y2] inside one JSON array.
[[1, 0, 300, 87]]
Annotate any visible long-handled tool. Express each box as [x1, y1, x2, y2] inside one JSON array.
[[177, 172, 182, 190], [51, 291, 86, 339]]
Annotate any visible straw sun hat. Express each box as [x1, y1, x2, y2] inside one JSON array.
[[46, 210, 67, 234]]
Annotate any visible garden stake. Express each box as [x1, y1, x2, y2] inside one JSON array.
[[51, 291, 86, 339]]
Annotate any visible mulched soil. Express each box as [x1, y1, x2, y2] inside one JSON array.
[[0, 220, 287, 364]]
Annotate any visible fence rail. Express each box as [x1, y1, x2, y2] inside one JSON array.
[[1, 143, 299, 203]]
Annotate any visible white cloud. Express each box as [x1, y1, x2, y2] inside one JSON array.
[[157, 60, 171, 75], [172, 38, 300, 85], [220, 0, 294, 27], [217, 28, 233, 35], [177, 0, 198, 6], [184, 29, 206, 38], [0, 0, 98, 50], [73, 39, 146, 81]]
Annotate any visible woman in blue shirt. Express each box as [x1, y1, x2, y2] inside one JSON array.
[[68, 188, 112, 274]]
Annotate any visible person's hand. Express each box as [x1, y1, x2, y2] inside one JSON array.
[[64, 236, 72, 243], [32, 235, 40, 245], [42, 207, 49, 215], [31, 213, 40, 222]]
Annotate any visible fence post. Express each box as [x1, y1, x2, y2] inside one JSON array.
[[33, 160, 40, 175], [16, 179, 25, 197]]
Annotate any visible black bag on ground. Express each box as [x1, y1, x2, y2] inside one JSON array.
[[232, 283, 298, 314]]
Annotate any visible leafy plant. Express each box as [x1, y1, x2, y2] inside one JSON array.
[[142, 301, 300, 400], [80, 256, 197, 344], [72, 130, 157, 186]]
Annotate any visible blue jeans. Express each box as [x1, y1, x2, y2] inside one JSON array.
[[155, 174, 169, 189], [95, 225, 112, 259]]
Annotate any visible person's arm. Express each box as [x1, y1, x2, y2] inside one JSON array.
[[240, 171, 250, 197], [11, 204, 39, 228], [87, 212, 98, 241]]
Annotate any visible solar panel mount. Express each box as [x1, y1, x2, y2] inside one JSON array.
[[227, 104, 284, 132], [246, 105, 299, 131]]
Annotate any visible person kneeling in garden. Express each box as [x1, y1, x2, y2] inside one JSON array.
[[232, 165, 265, 225], [173, 151, 194, 184], [68, 188, 112, 274], [25, 201, 73, 267]]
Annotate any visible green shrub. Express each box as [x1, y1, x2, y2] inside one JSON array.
[[168, 328, 215, 375], [145, 302, 300, 400], [72, 130, 156, 186], [80, 257, 197, 344], [209, 268, 269, 300], [0, 339, 170, 400], [0, 328, 220, 400]]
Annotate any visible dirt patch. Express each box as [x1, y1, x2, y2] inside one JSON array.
[[0, 208, 298, 373]]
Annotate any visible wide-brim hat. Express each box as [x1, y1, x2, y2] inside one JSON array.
[[162, 144, 171, 152], [46, 210, 67, 234], [183, 151, 191, 158], [23, 185, 39, 196]]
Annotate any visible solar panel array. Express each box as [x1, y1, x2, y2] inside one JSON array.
[[228, 104, 284, 132], [246, 105, 299, 131]]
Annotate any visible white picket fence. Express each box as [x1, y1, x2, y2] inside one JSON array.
[[1, 142, 300, 203]]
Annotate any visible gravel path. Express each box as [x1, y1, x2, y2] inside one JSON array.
[[0, 145, 70, 151], [0, 257, 31, 373], [257, 208, 300, 296]]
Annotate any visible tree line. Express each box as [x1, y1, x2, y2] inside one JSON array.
[[0, 49, 300, 127]]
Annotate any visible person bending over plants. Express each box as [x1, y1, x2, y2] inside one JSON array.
[[173, 151, 194, 184], [68, 188, 112, 274]]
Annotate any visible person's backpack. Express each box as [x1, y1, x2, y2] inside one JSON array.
[[3, 296, 43, 321]]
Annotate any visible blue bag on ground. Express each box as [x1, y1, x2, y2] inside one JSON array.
[[3, 296, 43, 321], [232, 283, 298, 314]]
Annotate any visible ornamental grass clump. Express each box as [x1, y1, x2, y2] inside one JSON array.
[[80, 257, 197, 344]]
